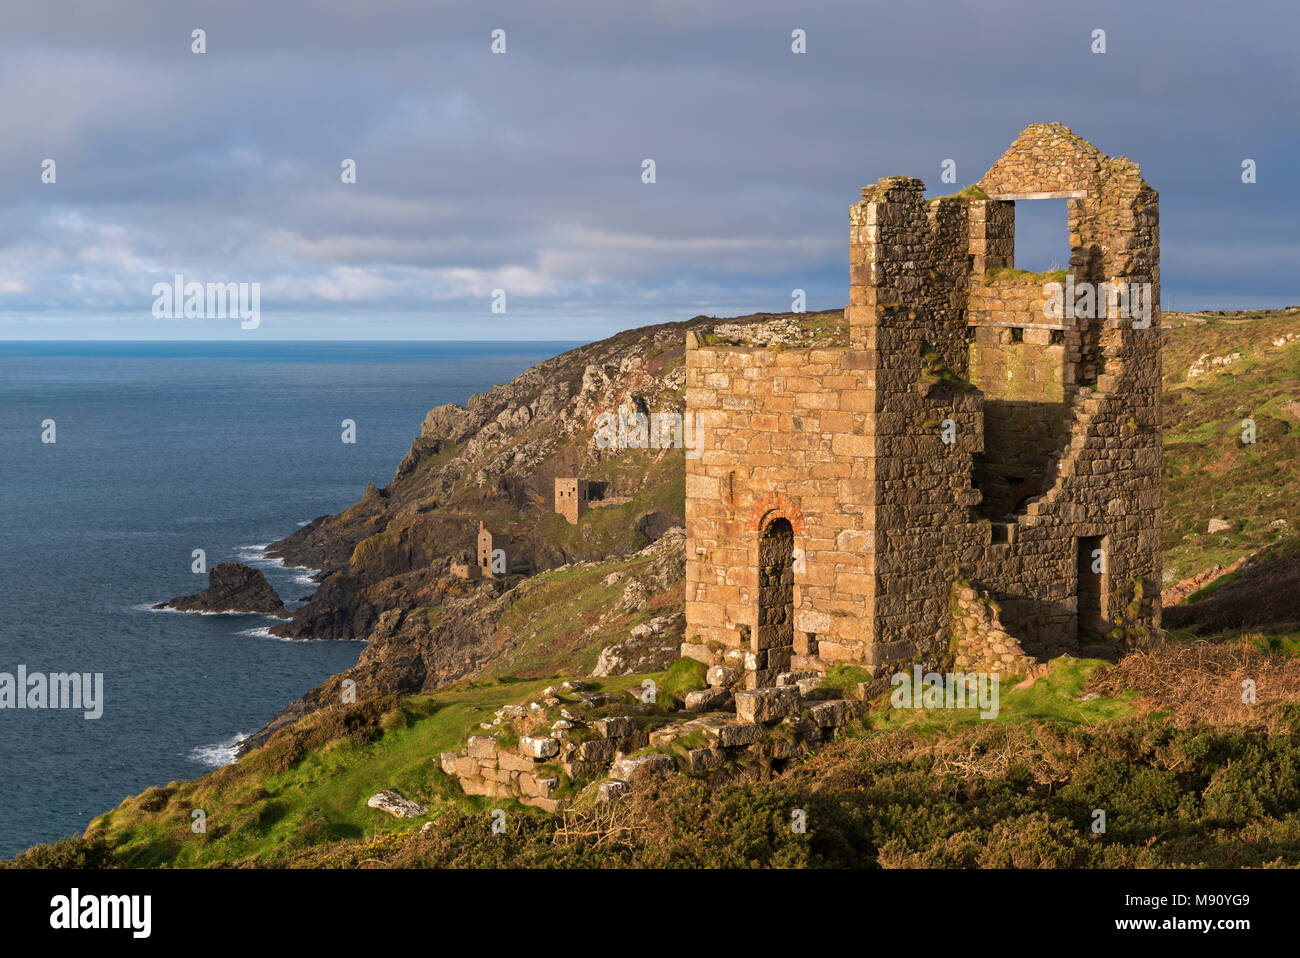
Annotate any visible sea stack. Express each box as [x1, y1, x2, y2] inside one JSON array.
[[154, 562, 290, 617]]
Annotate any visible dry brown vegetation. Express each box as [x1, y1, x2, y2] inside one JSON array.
[[1087, 639, 1300, 730]]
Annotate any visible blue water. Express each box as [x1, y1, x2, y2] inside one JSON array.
[[0, 341, 572, 858]]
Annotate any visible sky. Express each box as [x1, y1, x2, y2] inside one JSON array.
[[0, 0, 1296, 341]]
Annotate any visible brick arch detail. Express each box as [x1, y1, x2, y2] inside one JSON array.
[[747, 492, 806, 535]]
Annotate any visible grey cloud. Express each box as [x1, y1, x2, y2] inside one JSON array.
[[0, 0, 1296, 337]]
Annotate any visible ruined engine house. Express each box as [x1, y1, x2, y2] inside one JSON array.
[[683, 123, 1162, 687]]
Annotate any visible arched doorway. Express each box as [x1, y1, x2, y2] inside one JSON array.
[[755, 518, 795, 683]]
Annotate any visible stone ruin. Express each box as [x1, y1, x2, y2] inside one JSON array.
[[449, 520, 499, 579], [682, 123, 1163, 689], [430, 123, 1162, 817], [476, 520, 495, 579], [554, 477, 590, 525], [439, 673, 863, 813]]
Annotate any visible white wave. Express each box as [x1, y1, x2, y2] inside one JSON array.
[[233, 543, 279, 568], [138, 603, 246, 616], [297, 520, 311, 526], [190, 733, 248, 768], [236, 626, 277, 638], [236, 543, 319, 575], [236, 626, 365, 644]]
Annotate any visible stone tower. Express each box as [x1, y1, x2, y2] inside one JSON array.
[[554, 478, 590, 524], [477, 521, 495, 579], [683, 123, 1161, 688]]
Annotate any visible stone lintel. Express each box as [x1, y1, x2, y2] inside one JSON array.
[[985, 190, 1087, 201]]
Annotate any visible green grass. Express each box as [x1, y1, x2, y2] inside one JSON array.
[[866, 658, 1135, 734], [983, 267, 1068, 285], [81, 665, 683, 867], [819, 663, 874, 695]]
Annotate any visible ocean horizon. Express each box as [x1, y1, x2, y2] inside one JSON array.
[[0, 339, 576, 857]]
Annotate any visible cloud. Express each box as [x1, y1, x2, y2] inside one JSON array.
[[0, 0, 1296, 338]]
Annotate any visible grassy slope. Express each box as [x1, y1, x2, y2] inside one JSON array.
[[74, 656, 1139, 868], [81, 673, 648, 867], [1161, 308, 1300, 581]]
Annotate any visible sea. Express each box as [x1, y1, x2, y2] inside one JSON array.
[[0, 340, 572, 858]]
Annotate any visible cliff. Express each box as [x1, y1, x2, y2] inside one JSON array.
[[237, 310, 847, 753]]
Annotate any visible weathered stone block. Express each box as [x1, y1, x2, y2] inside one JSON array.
[[808, 699, 855, 728], [366, 790, 427, 819], [680, 642, 713, 664], [452, 755, 478, 778], [497, 751, 534, 773], [520, 795, 561, 813], [519, 735, 559, 760], [704, 721, 763, 747], [595, 716, 637, 739], [597, 780, 630, 803], [684, 688, 732, 711], [706, 665, 739, 687], [686, 747, 728, 773], [608, 753, 677, 785], [576, 738, 617, 763], [734, 685, 801, 723]]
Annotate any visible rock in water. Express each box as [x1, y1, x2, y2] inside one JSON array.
[[366, 790, 427, 818], [154, 562, 290, 617]]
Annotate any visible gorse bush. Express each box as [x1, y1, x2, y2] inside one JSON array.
[[2, 836, 120, 869]]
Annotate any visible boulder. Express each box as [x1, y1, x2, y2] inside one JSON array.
[[366, 789, 427, 818], [576, 738, 617, 762], [597, 780, 630, 803], [686, 747, 728, 773], [704, 721, 762, 747], [439, 751, 458, 775]]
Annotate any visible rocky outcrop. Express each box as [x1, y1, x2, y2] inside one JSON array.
[[154, 563, 289, 617], [591, 606, 684, 677]]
